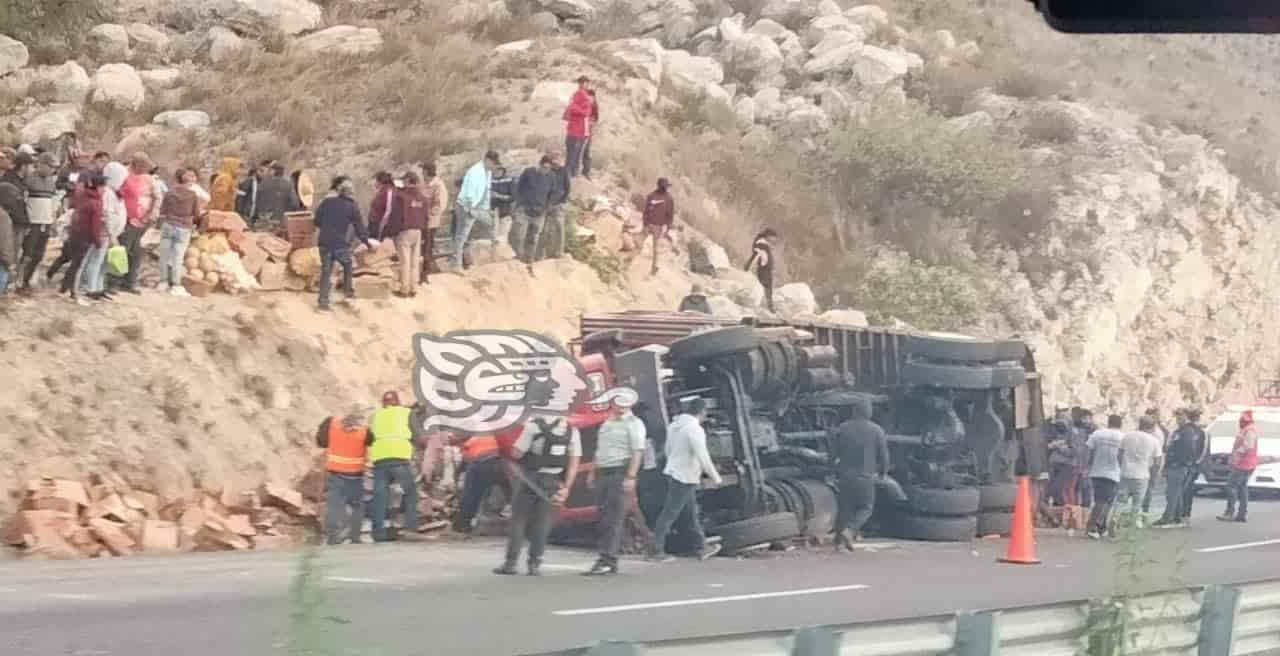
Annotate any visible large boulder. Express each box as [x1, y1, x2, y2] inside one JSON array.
[[20, 105, 82, 145], [152, 110, 211, 129], [718, 15, 746, 42], [734, 95, 757, 127], [802, 15, 860, 48], [208, 26, 246, 64], [803, 42, 862, 76], [774, 282, 818, 317], [783, 102, 829, 135], [706, 295, 747, 320], [661, 49, 724, 95], [537, 0, 597, 19], [599, 38, 664, 86], [845, 4, 890, 33], [809, 30, 862, 59], [26, 62, 92, 104], [817, 308, 869, 327], [90, 63, 147, 110], [0, 34, 28, 76], [722, 33, 784, 84], [220, 0, 324, 36], [747, 18, 794, 41], [126, 23, 171, 59], [687, 238, 732, 275], [290, 25, 384, 56], [851, 45, 920, 86], [752, 86, 785, 123], [759, 0, 818, 30], [708, 268, 765, 308], [530, 81, 578, 104], [88, 24, 132, 63], [623, 78, 658, 107], [139, 68, 181, 92]]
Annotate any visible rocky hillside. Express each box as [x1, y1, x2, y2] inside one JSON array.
[[2, 0, 1280, 510]]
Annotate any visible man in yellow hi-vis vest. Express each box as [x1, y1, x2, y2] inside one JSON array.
[[369, 390, 422, 542]]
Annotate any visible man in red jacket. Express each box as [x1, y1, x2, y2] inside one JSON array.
[[1219, 410, 1259, 523], [563, 76, 598, 179]]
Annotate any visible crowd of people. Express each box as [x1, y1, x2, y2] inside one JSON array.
[[1041, 404, 1260, 539]]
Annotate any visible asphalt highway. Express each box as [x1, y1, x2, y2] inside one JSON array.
[[1, 498, 1278, 656]]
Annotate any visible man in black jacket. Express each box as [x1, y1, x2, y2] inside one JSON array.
[[512, 156, 554, 272], [313, 176, 373, 311], [1153, 409, 1204, 527]]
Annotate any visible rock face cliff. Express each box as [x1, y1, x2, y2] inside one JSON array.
[[1, 0, 1278, 513]]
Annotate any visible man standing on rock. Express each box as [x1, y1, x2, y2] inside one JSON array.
[[539, 150, 571, 261], [585, 394, 647, 576], [419, 161, 448, 284], [829, 398, 890, 551], [512, 156, 555, 273], [453, 151, 499, 273], [563, 76, 596, 179], [744, 228, 778, 313], [369, 391, 423, 542], [1085, 414, 1125, 539], [495, 413, 581, 576], [395, 172, 429, 297], [313, 176, 373, 311], [640, 178, 675, 276], [315, 410, 373, 545]]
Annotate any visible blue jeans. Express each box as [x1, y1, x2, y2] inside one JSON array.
[[325, 473, 365, 545], [317, 245, 353, 307], [159, 223, 192, 287], [452, 205, 489, 269], [0, 263, 9, 295], [80, 243, 108, 293], [370, 460, 417, 541], [652, 476, 705, 555], [509, 210, 546, 263], [565, 135, 591, 177]]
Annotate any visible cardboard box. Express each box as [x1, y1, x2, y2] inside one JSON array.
[[257, 260, 287, 291], [286, 212, 316, 250], [256, 233, 293, 261]]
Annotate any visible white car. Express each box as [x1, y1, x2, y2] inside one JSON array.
[[1195, 406, 1280, 496]]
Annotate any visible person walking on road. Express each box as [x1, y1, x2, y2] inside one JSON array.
[[1220, 409, 1259, 523], [640, 178, 675, 276], [316, 411, 372, 545], [649, 398, 723, 562], [495, 414, 582, 576], [512, 156, 555, 272], [1085, 414, 1125, 539], [453, 151, 499, 273], [1116, 416, 1162, 527], [585, 394, 647, 576], [313, 176, 372, 311], [1154, 409, 1197, 527], [829, 398, 890, 551], [368, 391, 422, 542], [745, 228, 779, 313]]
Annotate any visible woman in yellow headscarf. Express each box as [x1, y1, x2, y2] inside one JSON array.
[[209, 157, 240, 212]]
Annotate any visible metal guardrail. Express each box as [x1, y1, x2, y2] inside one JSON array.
[[540, 578, 1280, 656]]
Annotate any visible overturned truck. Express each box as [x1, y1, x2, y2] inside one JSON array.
[[551, 312, 1046, 554]]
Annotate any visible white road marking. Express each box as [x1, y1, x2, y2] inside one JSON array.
[[326, 576, 386, 584], [46, 593, 103, 601], [1196, 539, 1280, 554], [552, 584, 870, 616]]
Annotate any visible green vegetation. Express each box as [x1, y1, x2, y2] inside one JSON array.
[[849, 254, 983, 330]]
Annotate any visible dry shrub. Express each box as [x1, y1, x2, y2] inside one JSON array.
[[370, 26, 503, 131], [159, 376, 189, 423], [0, 0, 104, 63], [993, 64, 1066, 100], [580, 1, 643, 40], [907, 62, 991, 117], [390, 129, 475, 167], [1021, 106, 1080, 144]]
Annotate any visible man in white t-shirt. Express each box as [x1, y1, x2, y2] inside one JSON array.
[[1116, 416, 1163, 527], [1085, 414, 1126, 539]]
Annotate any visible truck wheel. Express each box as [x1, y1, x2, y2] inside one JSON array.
[[892, 513, 977, 542], [906, 334, 1027, 363], [977, 511, 1013, 537], [979, 483, 1018, 511], [713, 512, 802, 555], [668, 326, 759, 363], [901, 361, 1026, 390], [904, 485, 980, 517]]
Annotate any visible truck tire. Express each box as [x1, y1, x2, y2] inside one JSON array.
[[713, 512, 802, 555], [892, 513, 977, 542], [906, 334, 1027, 363], [903, 486, 980, 516], [668, 326, 759, 363], [901, 361, 1026, 390], [977, 511, 1013, 537], [979, 483, 1018, 511]]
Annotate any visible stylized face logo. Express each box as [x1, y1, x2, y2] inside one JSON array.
[[412, 330, 635, 435]]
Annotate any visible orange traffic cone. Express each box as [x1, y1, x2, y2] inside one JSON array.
[[998, 475, 1041, 565]]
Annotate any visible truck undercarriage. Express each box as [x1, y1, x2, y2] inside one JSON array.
[[552, 312, 1046, 554]]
